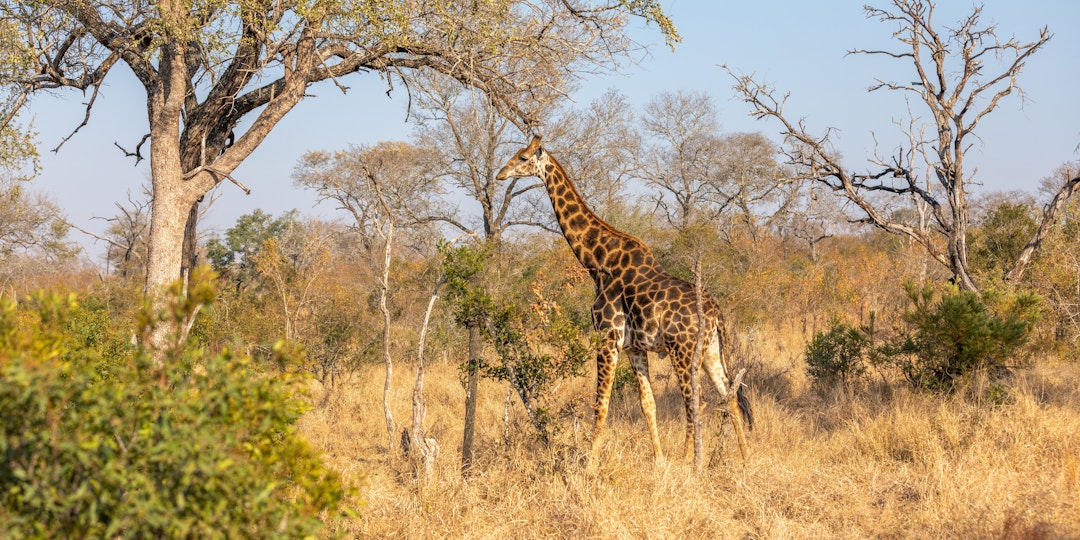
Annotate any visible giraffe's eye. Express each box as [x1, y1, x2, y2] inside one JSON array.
[[519, 155, 528, 161]]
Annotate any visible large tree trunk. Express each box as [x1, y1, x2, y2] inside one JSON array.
[[143, 37, 197, 352], [144, 169, 200, 354]]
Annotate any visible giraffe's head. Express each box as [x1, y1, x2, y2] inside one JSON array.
[[495, 135, 545, 181]]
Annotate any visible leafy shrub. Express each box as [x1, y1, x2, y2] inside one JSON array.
[[805, 284, 1042, 394], [805, 320, 871, 386], [886, 283, 1042, 391], [0, 277, 344, 538], [486, 303, 592, 441]]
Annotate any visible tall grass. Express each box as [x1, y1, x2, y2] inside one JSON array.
[[299, 331, 1080, 539]]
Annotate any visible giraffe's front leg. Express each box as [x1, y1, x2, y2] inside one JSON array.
[[590, 333, 620, 464]]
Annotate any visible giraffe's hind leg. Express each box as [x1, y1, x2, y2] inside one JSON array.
[[701, 335, 749, 461], [674, 352, 697, 462]]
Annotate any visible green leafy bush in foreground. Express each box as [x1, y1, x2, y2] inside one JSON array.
[[0, 275, 344, 538]]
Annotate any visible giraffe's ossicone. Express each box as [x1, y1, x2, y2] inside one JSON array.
[[496, 135, 753, 463]]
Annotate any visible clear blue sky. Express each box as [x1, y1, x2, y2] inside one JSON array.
[[27, 1, 1080, 261]]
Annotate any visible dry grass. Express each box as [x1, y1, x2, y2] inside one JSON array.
[[299, 333, 1080, 539]]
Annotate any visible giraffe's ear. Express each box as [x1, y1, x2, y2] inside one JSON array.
[[526, 134, 543, 155]]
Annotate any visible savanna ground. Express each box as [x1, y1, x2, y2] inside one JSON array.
[[301, 325, 1080, 539]]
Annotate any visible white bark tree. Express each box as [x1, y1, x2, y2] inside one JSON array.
[[295, 141, 443, 455]]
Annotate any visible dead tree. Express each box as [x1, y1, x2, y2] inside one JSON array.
[[726, 0, 1062, 291]]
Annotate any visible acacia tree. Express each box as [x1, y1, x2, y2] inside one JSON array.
[[4, 0, 677, 348], [725, 0, 1071, 291], [772, 180, 847, 263]]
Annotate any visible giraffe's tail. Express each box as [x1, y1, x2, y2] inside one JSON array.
[[736, 384, 754, 431], [718, 322, 753, 431]]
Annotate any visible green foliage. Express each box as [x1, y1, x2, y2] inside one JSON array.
[[805, 284, 1043, 394], [439, 239, 496, 329], [1, 17, 38, 182], [886, 283, 1042, 391], [969, 200, 1037, 278], [485, 299, 592, 442], [205, 208, 300, 289], [618, 0, 681, 48], [0, 276, 344, 537], [439, 239, 594, 441], [613, 361, 637, 394], [805, 319, 871, 386]]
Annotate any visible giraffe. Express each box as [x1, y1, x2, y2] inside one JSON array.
[[496, 135, 753, 462]]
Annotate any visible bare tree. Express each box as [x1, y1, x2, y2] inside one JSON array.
[[252, 220, 335, 344], [4, 0, 677, 350], [773, 180, 848, 263], [295, 142, 443, 252], [0, 179, 78, 293], [638, 90, 726, 229], [405, 271, 445, 483], [101, 188, 152, 281], [544, 88, 641, 220], [637, 91, 784, 241], [0, 178, 74, 260], [295, 141, 444, 455], [726, 0, 1061, 291], [411, 73, 550, 243], [712, 132, 784, 241], [1009, 162, 1080, 283]]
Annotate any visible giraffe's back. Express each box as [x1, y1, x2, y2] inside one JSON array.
[[618, 265, 721, 355]]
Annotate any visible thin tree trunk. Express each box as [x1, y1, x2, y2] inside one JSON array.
[[690, 259, 704, 472], [380, 225, 396, 455], [503, 388, 513, 449], [1008, 174, 1080, 283], [461, 322, 481, 474], [410, 274, 444, 482]]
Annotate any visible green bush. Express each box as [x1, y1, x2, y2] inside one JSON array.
[[886, 283, 1042, 391], [485, 302, 592, 442], [0, 279, 344, 538], [805, 320, 871, 386]]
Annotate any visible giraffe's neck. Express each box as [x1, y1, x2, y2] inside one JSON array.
[[538, 154, 647, 272]]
